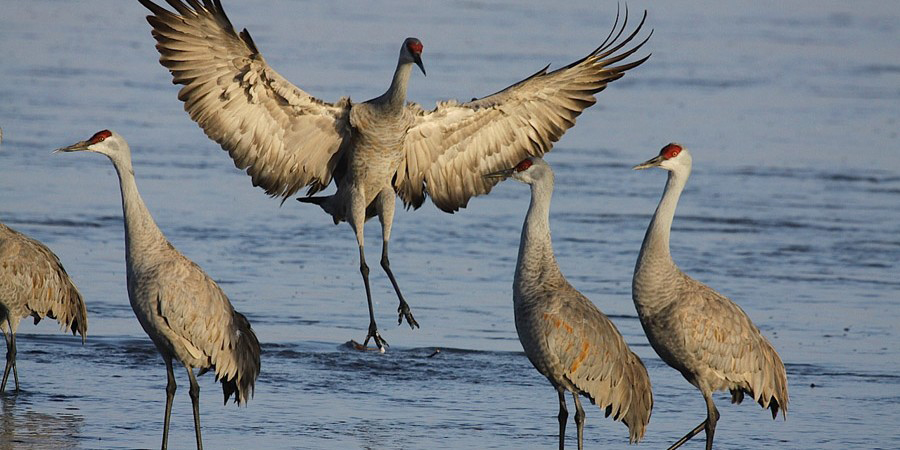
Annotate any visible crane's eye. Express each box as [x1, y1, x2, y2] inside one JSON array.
[[89, 130, 112, 144], [515, 159, 533, 172], [407, 40, 423, 54], [662, 143, 682, 159]]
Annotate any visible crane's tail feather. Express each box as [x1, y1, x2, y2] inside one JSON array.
[[219, 311, 261, 406], [44, 272, 88, 343], [297, 196, 344, 224]]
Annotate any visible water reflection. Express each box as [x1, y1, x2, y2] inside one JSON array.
[[0, 393, 84, 449]]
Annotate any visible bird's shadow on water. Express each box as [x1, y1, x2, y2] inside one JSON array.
[[0, 390, 85, 449]]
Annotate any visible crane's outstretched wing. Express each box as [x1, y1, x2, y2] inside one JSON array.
[[139, 0, 351, 197], [395, 9, 651, 212], [545, 289, 654, 443]]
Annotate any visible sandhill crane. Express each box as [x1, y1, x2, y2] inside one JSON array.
[[632, 143, 789, 450], [0, 222, 88, 393], [486, 157, 653, 449], [57, 130, 261, 450], [138, 0, 651, 351]]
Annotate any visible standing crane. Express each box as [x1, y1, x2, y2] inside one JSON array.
[[486, 157, 653, 449], [0, 222, 88, 393], [632, 143, 788, 449], [57, 130, 261, 450], [138, 0, 651, 351]]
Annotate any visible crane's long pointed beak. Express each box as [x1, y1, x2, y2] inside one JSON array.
[[484, 167, 514, 179], [54, 140, 91, 153], [414, 54, 426, 76], [633, 155, 663, 170]]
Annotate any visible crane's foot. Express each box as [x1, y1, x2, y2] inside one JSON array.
[[398, 301, 419, 329], [362, 323, 388, 353]]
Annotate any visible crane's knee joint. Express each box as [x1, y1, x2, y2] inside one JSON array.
[[360, 263, 369, 277]]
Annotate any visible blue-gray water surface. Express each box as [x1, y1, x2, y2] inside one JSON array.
[[1, 1, 898, 448]]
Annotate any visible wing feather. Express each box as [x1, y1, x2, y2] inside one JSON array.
[[154, 256, 259, 401], [140, 0, 351, 198], [544, 289, 653, 443], [394, 7, 652, 212], [0, 224, 87, 340], [680, 278, 789, 418], [396, 9, 651, 212]]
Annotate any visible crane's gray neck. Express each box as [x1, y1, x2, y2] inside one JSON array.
[[514, 176, 563, 294], [109, 154, 168, 264], [377, 61, 414, 109], [634, 168, 689, 290]]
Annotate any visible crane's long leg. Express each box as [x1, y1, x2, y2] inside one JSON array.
[[667, 392, 719, 450], [377, 191, 418, 329], [1, 319, 18, 393], [186, 367, 203, 450], [703, 393, 719, 450], [572, 392, 586, 450], [557, 388, 568, 450], [162, 357, 177, 450], [351, 196, 387, 352], [358, 246, 387, 352]]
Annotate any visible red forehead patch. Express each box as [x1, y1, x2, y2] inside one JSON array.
[[407, 40, 423, 54], [661, 143, 682, 159], [515, 159, 533, 172], [89, 130, 112, 144]]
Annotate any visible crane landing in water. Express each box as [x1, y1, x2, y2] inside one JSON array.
[[632, 143, 788, 450], [487, 157, 653, 449], [139, 0, 651, 351]]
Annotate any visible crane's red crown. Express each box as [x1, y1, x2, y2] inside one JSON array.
[[89, 130, 112, 144], [407, 40, 423, 54], [661, 143, 682, 159], [515, 159, 533, 172]]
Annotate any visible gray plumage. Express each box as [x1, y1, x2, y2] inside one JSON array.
[[138, 0, 650, 351], [487, 157, 652, 449], [632, 143, 788, 450], [57, 130, 261, 450], [0, 222, 88, 393]]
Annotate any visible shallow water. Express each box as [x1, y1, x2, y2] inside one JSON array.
[[1, 0, 899, 448]]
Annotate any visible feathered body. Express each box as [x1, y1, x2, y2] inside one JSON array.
[[0, 222, 87, 392], [493, 157, 652, 448], [58, 130, 260, 449], [632, 143, 787, 450], [0, 223, 87, 338]]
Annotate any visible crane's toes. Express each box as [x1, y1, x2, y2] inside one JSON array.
[[362, 324, 389, 353], [398, 303, 419, 329]]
